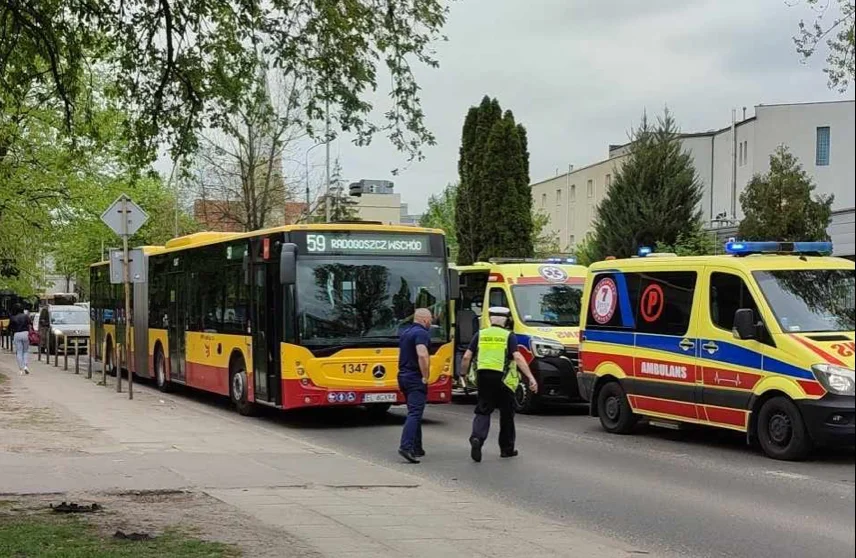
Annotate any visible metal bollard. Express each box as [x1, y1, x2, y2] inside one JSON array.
[[74, 338, 79, 374], [116, 344, 122, 392], [64, 341, 69, 371], [100, 340, 107, 386], [87, 342, 92, 379], [37, 335, 42, 361]]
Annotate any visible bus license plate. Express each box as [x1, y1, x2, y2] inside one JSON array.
[[363, 393, 397, 404]]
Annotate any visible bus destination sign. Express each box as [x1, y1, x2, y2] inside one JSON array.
[[304, 233, 431, 256]]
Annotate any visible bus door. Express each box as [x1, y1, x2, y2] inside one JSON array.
[[166, 268, 187, 382], [249, 238, 281, 406]]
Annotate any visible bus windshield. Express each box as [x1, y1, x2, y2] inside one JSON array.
[[754, 269, 855, 333], [511, 284, 583, 327], [297, 257, 448, 346]]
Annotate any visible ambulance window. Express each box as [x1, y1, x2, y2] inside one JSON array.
[[586, 272, 640, 330], [489, 288, 509, 309], [634, 272, 697, 336], [710, 272, 761, 332]]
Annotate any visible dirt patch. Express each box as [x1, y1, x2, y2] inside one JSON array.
[[0, 491, 322, 558], [0, 371, 104, 454]]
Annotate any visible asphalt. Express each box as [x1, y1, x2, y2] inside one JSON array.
[[260, 397, 855, 558], [45, 354, 856, 558]]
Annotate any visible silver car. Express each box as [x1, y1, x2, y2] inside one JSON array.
[[38, 305, 90, 354]]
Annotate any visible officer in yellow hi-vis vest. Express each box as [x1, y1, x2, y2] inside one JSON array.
[[459, 307, 538, 462]]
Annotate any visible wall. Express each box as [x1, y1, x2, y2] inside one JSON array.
[[353, 193, 402, 224]]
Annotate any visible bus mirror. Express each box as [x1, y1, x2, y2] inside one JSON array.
[[448, 269, 460, 300], [280, 243, 298, 285]]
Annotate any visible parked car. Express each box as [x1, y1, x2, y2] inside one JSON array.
[[38, 305, 89, 354]]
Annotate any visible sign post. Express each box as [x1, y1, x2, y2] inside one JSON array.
[[101, 194, 148, 400]]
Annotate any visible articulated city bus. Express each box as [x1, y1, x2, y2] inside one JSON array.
[[90, 224, 455, 415]]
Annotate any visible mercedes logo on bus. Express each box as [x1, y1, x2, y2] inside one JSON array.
[[372, 365, 386, 379]]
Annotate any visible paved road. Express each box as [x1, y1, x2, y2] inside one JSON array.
[[263, 398, 855, 558], [60, 354, 856, 558]]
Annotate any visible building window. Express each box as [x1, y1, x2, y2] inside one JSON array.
[[605, 174, 612, 187], [569, 234, 576, 247], [541, 193, 547, 208], [556, 189, 562, 205], [587, 179, 594, 198], [816, 126, 830, 166], [743, 141, 748, 165], [738, 142, 744, 166], [570, 185, 576, 202]]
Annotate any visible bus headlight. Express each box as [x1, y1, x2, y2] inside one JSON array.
[[812, 364, 855, 396], [531, 337, 563, 358]]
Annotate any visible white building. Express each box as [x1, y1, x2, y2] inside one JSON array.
[[531, 100, 855, 258]]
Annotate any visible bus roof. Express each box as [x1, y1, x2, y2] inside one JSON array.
[[90, 223, 445, 266]]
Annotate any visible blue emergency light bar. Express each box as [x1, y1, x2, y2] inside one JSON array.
[[637, 246, 653, 257], [724, 240, 833, 256], [546, 257, 577, 264]]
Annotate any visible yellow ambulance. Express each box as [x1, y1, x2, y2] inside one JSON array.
[[453, 258, 588, 412], [577, 241, 855, 460]]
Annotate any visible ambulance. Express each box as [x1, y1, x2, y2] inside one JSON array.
[[577, 241, 855, 460], [452, 258, 588, 412]]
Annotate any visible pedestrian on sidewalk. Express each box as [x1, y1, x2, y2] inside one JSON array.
[[397, 308, 433, 463], [9, 304, 31, 375], [459, 307, 538, 462]]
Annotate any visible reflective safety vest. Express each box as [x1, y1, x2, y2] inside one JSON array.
[[473, 326, 520, 392]]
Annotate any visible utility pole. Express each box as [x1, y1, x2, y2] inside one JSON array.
[[305, 141, 326, 222], [324, 99, 332, 223]]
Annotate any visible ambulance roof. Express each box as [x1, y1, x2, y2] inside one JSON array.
[[455, 260, 589, 279], [589, 253, 854, 274]]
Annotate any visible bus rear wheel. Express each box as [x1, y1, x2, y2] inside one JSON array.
[[155, 347, 170, 393], [230, 361, 255, 416]]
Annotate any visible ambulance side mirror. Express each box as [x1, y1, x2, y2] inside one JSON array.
[[733, 309, 757, 340]]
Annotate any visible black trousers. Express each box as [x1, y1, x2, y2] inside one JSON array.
[[471, 370, 515, 452]]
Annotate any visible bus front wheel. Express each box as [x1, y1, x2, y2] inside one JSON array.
[[230, 361, 255, 416]]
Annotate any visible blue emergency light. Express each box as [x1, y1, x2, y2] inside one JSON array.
[[546, 257, 578, 264], [637, 246, 653, 257], [724, 240, 833, 256]]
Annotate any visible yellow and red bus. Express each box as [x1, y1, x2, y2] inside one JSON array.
[[90, 224, 455, 415]]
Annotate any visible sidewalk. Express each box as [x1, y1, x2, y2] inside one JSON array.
[[1, 351, 648, 558]]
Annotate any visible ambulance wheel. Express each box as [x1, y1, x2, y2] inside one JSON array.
[[514, 382, 539, 414], [597, 381, 637, 434], [230, 360, 255, 417], [757, 397, 812, 461]]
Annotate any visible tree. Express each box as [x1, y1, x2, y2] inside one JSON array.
[[591, 110, 704, 260], [456, 97, 501, 265], [455, 97, 532, 264], [420, 183, 458, 262], [1, 0, 449, 166], [572, 233, 600, 267], [655, 222, 718, 256], [193, 66, 306, 231], [479, 111, 533, 260], [532, 212, 561, 258], [794, 0, 855, 92], [738, 146, 833, 242]]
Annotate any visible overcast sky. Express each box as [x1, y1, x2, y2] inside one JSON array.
[[163, 0, 854, 215]]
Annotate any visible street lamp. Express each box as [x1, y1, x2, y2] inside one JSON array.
[[304, 141, 327, 220]]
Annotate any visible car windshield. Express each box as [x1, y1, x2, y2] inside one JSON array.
[[296, 257, 448, 346], [51, 310, 89, 325], [754, 269, 855, 333], [511, 284, 583, 327]]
